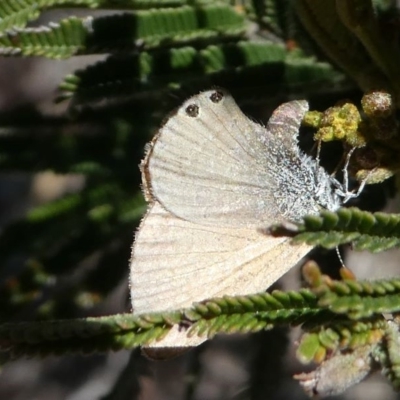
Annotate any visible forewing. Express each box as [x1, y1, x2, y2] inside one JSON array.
[[130, 202, 312, 347], [143, 89, 308, 228]]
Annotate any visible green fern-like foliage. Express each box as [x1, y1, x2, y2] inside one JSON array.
[[2, 267, 400, 396], [0, 0, 400, 397], [271, 208, 400, 253], [1, 276, 398, 357]]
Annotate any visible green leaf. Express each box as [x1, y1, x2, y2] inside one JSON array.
[[279, 208, 400, 253], [0, 6, 246, 59]]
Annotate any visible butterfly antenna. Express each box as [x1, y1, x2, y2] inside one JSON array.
[[336, 246, 345, 268], [316, 139, 322, 165], [342, 147, 356, 197]]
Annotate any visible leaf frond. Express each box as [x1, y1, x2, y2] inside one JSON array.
[[58, 41, 342, 108], [0, 5, 246, 59], [2, 281, 398, 359], [272, 208, 400, 253], [0, 0, 192, 33]]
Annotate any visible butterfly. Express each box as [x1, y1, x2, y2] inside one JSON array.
[[130, 89, 342, 349]]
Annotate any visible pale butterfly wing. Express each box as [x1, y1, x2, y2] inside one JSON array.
[[143, 89, 310, 227], [130, 89, 339, 350], [131, 201, 312, 347]]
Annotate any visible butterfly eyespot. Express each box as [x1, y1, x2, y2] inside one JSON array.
[[185, 104, 199, 117], [210, 90, 224, 103]]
